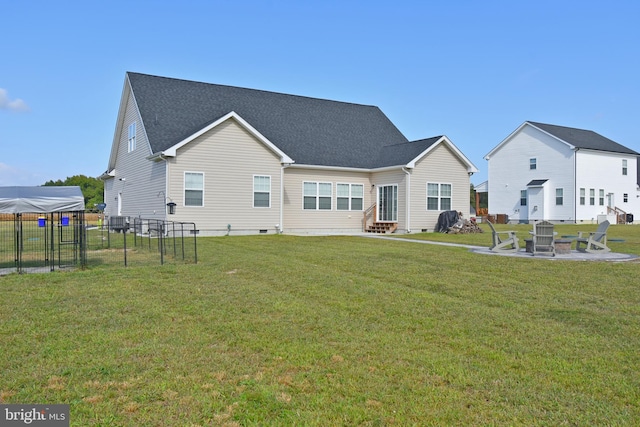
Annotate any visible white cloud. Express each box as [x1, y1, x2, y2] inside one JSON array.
[[0, 88, 30, 112], [0, 162, 43, 186]]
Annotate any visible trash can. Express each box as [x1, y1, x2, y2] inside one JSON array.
[[38, 217, 46, 227], [627, 213, 634, 224]]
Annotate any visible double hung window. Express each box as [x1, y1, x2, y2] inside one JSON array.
[[253, 176, 271, 208], [184, 172, 204, 206], [555, 188, 563, 205], [427, 183, 452, 211], [303, 182, 332, 210], [337, 184, 364, 211], [128, 122, 136, 152]]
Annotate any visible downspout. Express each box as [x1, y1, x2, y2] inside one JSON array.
[[403, 167, 411, 233], [574, 148, 578, 223], [279, 163, 292, 233]]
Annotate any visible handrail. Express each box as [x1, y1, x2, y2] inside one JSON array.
[[608, 206, 627, 224], [363, 203, 377, 231]]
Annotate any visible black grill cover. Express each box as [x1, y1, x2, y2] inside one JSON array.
[[436, 210, 459, 233]]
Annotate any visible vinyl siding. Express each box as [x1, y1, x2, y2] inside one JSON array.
[[575, 150, 640, 222], [282, 168, 373, 233], [410, 143, 471, 231], [167, 118, 282, 234], [488, 125, 575, 222], [104, 91, 167, 219]]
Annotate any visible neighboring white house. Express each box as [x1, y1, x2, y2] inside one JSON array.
[[484, 121, 640, 224], [101, 72, 478, 235]]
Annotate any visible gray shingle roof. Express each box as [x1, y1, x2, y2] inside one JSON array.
[[127, 72, 417, 169], [528, 121, 639, 155], [375, 137, 441, 168]]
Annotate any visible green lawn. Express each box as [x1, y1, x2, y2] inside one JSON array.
[[1, 225, 639, 426]]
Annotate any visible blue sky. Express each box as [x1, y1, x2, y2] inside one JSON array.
[[1, 1, 638, 187]]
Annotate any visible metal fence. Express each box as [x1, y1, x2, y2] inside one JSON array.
[[1, 214, 197, 274], [0, 212, 87, 275], [86, 216, 198, 267]]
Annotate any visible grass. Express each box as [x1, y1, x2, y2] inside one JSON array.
[[1, 224, 640, 425]]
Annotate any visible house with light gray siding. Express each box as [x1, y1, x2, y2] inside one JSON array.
[[102, 72, 478, 235], [485, 121, 640, 224]]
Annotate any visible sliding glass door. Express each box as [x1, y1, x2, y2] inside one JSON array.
[[377, 185, 398, 222]]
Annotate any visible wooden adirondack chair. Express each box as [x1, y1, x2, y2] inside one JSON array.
[[576, 220, 611, 253], [487, 220, 520, 253], [530, 221, 556, 256]]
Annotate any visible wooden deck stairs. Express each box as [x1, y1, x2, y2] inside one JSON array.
[[365, 222, 398, 234], [363, 203, 398, 233]]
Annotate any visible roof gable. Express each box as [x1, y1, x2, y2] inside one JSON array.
[[378, 136, 478, 172], [486, 121, 639, 159], [160, 111, 294, 163], [126, 72, 410, 169]]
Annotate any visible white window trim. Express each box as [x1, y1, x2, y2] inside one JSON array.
[[336, 183, 364, 211], [303, 181, 333, 210], [184, 171, 204, 207], [253, 175, 271, 208], [427, 182, 453, 211], [556, 188, 564, 206], [128, 122, 136, 153], [377, 184, 399, 222]]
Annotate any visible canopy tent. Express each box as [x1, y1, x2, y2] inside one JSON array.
[[0, 186, 85, 214]]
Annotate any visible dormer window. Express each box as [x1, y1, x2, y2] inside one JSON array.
[[529, 158, 537, 170], [128, 122, 136, 152]]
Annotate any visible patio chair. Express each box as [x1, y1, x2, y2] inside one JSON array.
[[576, 220, 611, 253], [487, 220, 520, 253], [530, 221, 556, 256]]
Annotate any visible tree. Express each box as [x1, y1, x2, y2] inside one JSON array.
[[43, 175, 104, 210]]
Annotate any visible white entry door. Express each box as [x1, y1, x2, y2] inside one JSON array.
[[528, 187, 544, 221]]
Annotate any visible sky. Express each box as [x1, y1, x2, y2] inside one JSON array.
[[1, 1, 639, 187]]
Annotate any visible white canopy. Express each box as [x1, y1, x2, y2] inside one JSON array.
[[0, 186, 85, 214]]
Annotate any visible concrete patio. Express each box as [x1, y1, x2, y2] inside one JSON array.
[[363, 235, 638, 262]]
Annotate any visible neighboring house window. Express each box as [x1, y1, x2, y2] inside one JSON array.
[[303, 182, 332, 210], [128, 122, 136, 152], [337, 183, 364, 211], [622, 159, 628, 175], [520, 190, 527, 206], [590, 189, 595, 205], [184, 172, 204, 206], [555, 188, 563, 205], [253, 175, 271, 208], [529, 158, 537, 170], [599, 189, 605, 206], [427, 183, 452, 211], [624, 193, 628, 203], [580, 188, 585, 205]]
